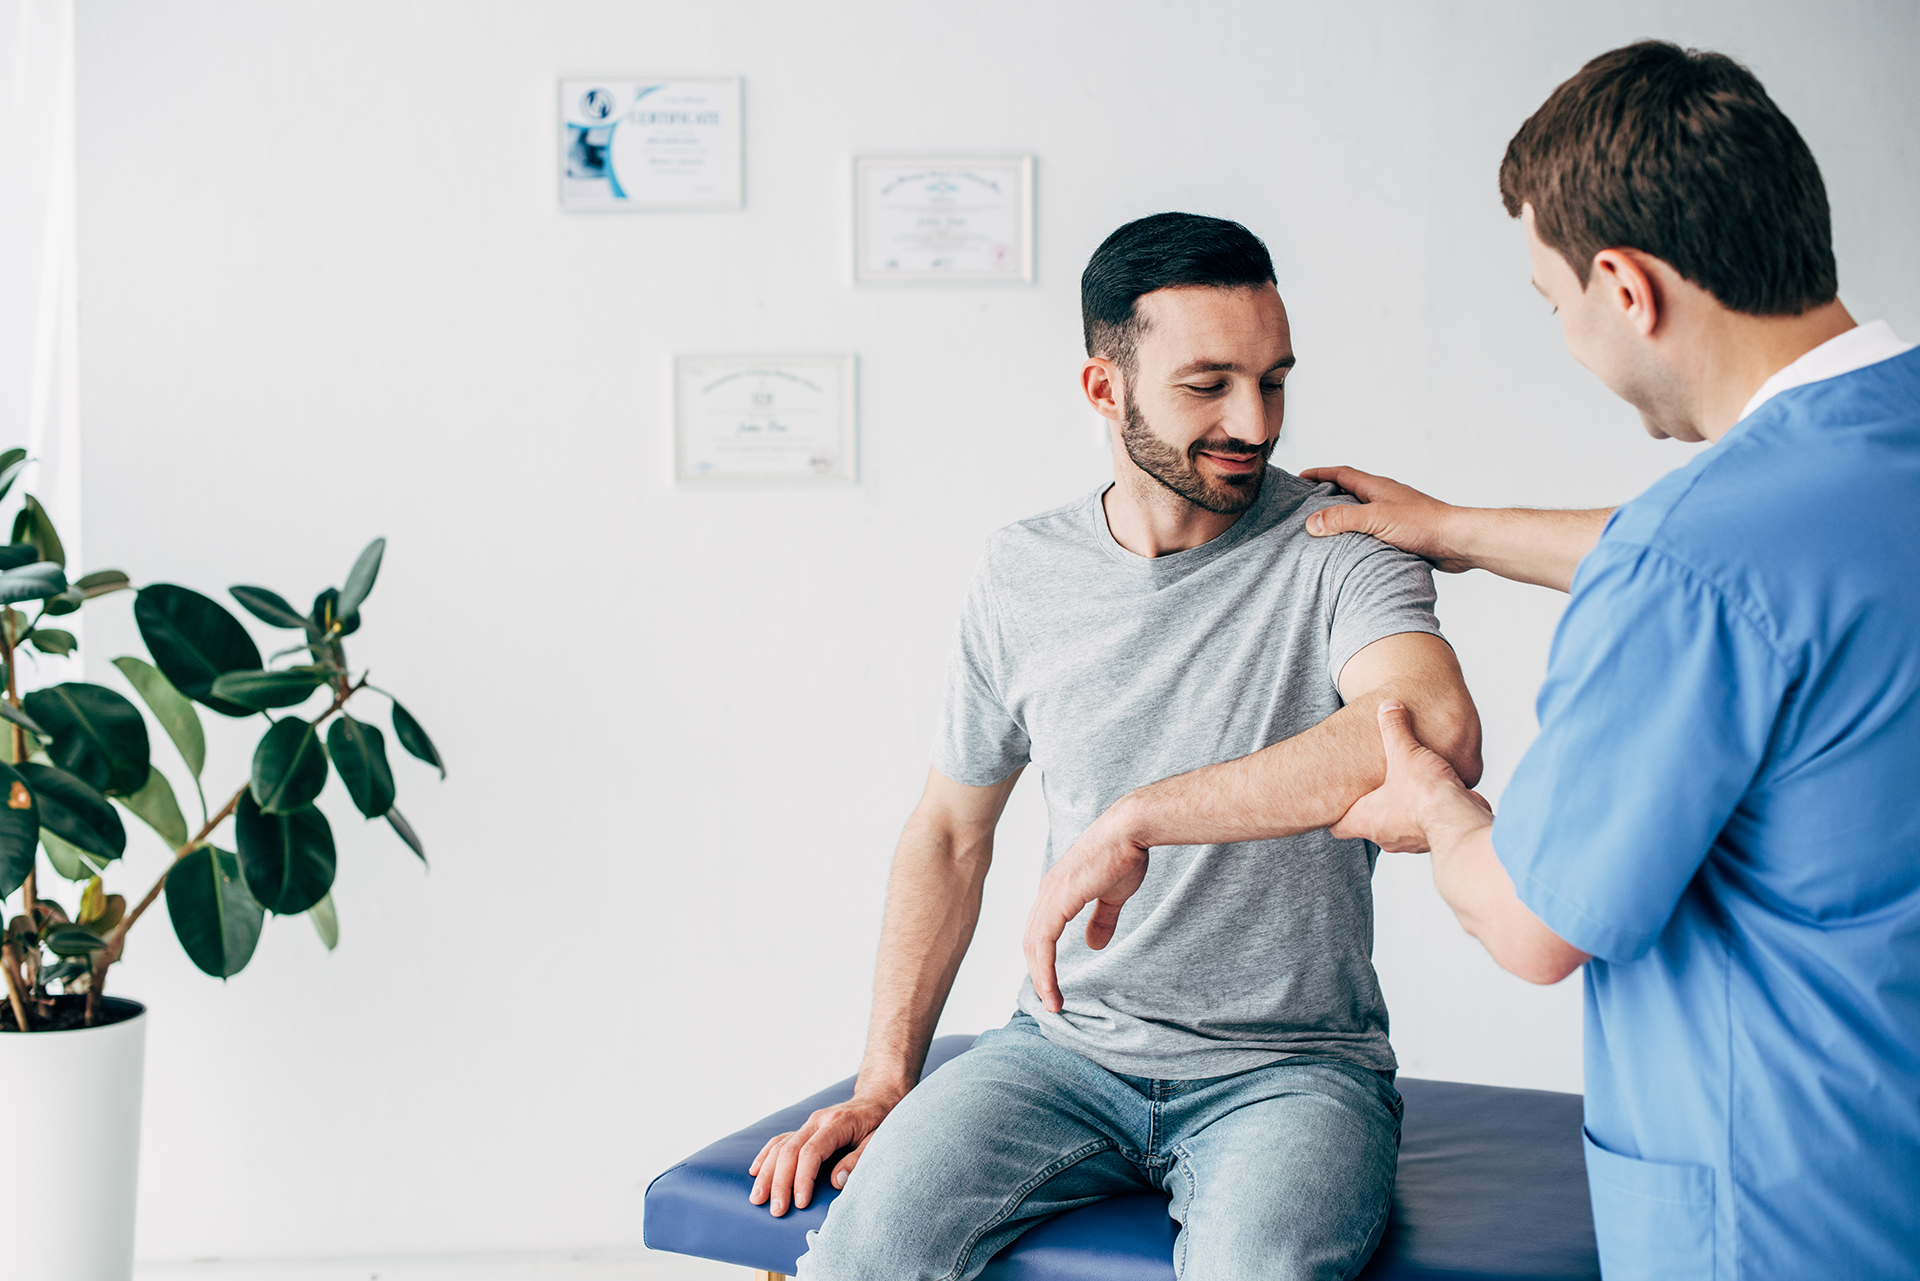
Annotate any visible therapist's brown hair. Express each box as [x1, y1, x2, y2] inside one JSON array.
[[1500, 41, 1838, 316]]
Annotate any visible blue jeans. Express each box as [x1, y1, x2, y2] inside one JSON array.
[[797, 1015, 1402, 1280]]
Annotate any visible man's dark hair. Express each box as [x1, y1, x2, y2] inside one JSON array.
[[1500, 41, 1836, 315], [1082, 213, 1277, 377]]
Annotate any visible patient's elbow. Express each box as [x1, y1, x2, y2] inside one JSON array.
[[1425, 703, 1485, 789]]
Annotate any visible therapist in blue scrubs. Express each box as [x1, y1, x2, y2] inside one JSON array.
[[1309, 42, 1920, 1280], [1026, 37, 1915, 1281]]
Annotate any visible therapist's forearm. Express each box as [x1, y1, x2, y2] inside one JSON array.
[[1424, 793, 1589, 985], [1445, 506, 1612, 593]]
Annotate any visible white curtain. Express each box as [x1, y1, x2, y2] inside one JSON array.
[[1, 0, 82, 683], [1, 0, 80, 565]]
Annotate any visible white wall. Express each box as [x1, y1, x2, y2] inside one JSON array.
[[64, 0, 1919, 1263]]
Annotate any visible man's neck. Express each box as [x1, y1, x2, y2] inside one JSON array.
[[1102, 461, 1252, 558], [1691, 299, 1856, 442]]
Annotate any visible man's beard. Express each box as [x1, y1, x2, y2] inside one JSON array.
[[1120, 393, 1272, 515]]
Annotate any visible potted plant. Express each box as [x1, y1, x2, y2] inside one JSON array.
[[0, 446, 445, 1281]]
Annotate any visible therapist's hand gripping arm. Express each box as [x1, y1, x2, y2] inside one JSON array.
[[1299, 465, 1613, 594], [748, 766, 1020, 1216], [1024, 631, 1483, 1013], [1337, 700, 1590, 985]]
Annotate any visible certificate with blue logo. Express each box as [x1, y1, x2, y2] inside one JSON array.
[[674, 355, 858, 485], [855, 156, 1034, 283], [559, 77, 741, 210]]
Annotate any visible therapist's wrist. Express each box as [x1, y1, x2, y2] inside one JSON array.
[[1420, 782, 1494, 856]]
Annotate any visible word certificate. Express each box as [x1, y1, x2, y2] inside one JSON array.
[[855, 156, 1034, 283], [560, 77, 741, 210], [675, 355, 858, 484]]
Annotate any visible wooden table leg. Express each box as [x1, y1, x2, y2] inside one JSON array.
[[751, 1272, 788, 1281]]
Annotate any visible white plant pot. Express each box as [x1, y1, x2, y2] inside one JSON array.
[[0, 998, 147, 1281]]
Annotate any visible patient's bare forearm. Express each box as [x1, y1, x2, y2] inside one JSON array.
[[856, 774, 1013, 1100], [1118, 682, 1476, 848], [1449, 506, 1611, 592]]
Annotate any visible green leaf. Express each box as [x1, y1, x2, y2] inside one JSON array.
[[0, 450, 26, 504], [27, 627, 77, 657], [22, 682, 151, 796], [133, 584, 263, 717], [209, 669, 326, 711], [165, 845, 264, 977], [326, 715, 394, 819], [42, 827, 107, 881], [0, 544, 36, 572], [43, 922, 106, 957], [18, 763, 124, 862], [390, 700, 444, 778], [308, 892, 339, 951], [234, 793, 335, 914], [112, 656, 206, 781], [309, 587, 362, 638], [386, 805, 426, 866], [250, 717, 328, 814], [229, 585, 310, 629], [336, 538, 386, 619], [0, 699, 45, 738], [0, 561, 66, 604], [117, 766, 189, 850], [41, 586, 86, 616], [75, 569, 131, 598], [0, 761, 40, 895], [10, 494, 64, 567]]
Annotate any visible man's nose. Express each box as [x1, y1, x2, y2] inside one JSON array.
[[1225, 383, 1276, 446]]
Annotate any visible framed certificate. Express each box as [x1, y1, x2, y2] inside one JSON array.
[[855, 156, 1034, 284], [675, 355, 858, 485], [559, 77, 741, 210]]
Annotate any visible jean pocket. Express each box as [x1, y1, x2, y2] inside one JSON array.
[[1582, 1127, 1715, 1280]]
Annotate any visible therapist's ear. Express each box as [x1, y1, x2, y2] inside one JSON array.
[[1082, 357, 1125, 422], [1590, 249, 1663, 339]]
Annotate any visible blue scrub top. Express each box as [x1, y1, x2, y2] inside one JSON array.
[[1494, 348, 1920, 1280]]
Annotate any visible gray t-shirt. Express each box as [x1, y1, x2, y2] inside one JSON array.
[[933, 467, 1444, 1079]]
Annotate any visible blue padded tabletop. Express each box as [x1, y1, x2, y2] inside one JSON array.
[[644, 1035, 1597, 1280]]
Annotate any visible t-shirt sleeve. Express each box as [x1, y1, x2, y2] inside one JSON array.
[[1324, 535, 1444, 687], [930, 551, 1031, 786], [1493, 541, 1791, 962]]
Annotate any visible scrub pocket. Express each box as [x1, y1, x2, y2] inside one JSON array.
[[1582, 1127, 1715, 1280]]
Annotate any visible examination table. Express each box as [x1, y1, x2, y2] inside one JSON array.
[[644, 1034, 1599, 1280]]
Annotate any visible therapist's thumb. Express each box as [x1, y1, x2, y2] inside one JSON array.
[[1375, 699, 1424, 759], [1306, 504, 1366, 538]]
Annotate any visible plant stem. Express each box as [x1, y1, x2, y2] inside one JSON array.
[[1, 623, 37, 963], [1, 942, 30, 1032]]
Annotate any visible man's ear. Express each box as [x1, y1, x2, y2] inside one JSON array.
[[1082, 357, 1125, 422], [1590, 248, 1662, 338]]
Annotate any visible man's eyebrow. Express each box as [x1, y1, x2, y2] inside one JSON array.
[[1168, 356, 1297, 378]]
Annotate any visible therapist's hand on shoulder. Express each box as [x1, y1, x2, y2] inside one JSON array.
[[1300, 466, 1475, 573], [1023, 803, 1152, 1013], [748, 1087, 901, 1216]]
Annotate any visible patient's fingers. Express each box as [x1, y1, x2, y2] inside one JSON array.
[[831, 1134, 875, 1189], [1085, 898, 1124, 950]]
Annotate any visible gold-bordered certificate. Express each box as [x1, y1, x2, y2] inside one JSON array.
[[674, 355, 858, 484]]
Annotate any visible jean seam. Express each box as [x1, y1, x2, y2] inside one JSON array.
[[936, 1137, 1117, 1281], [1336, 1123, 1400, 1281], [1170, 1146, 1197, 1278]]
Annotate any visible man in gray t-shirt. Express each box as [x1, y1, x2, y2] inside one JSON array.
[[753, 214, 1483, 1281]]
